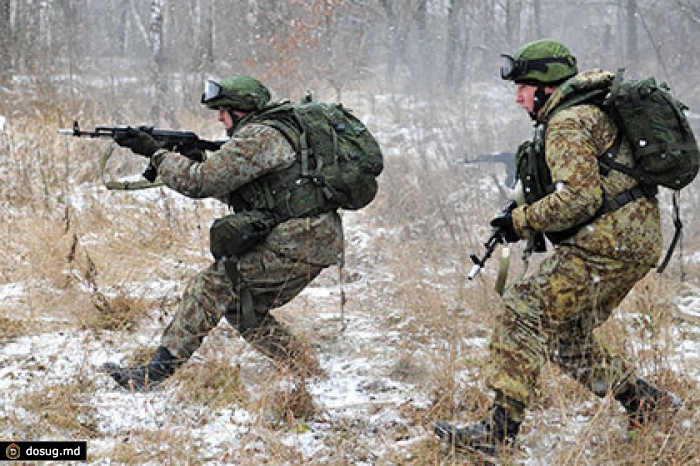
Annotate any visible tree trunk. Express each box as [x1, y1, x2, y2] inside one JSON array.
[[415, 0, 430, 86], [626, 0, 638, 63], [198, 0, 214, 71], [0, 0, 11, 84], [505, 0, 522, 50], [445, 0, 468, 89], [149, 0, 166, 124], [379, 0, 398, 88]]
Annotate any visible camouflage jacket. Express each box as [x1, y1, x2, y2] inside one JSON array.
[[511, 69, 662, 266], [150, 123, 344, 265]]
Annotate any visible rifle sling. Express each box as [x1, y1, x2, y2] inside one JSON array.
[[100, 144, 165, 191], [495, 246, 510, 296]]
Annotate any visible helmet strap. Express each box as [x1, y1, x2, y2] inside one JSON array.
[[530, 85, 551, 121], [226, 106, 242, 136]]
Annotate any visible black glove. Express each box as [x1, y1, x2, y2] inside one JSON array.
[[490, 208, 519, 243], [114, 128, 162, 158]]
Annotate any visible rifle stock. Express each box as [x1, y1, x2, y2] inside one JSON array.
[[458, 152, 516, 187]]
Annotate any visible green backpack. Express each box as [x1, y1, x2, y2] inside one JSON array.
[[290, 100, 384, 210], [237, 97, 383, 217], [600, 69, 699, 190], [517, 69, 699, 271]]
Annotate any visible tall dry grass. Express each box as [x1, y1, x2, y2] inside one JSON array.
[[0, 79, 698, 464]]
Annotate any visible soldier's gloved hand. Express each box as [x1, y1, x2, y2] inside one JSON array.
[[490, 209, 519, 243], [114, 128, 162, 158]]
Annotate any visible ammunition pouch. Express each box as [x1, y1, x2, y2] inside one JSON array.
[[209, 210, 278, 261], [227, 160, 331, 221], [515, 138, 555, 205]]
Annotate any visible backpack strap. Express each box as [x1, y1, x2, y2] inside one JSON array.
[[544, 184, 651, 244], [657, 191, 682, 273], [299, 124, 311, 177], [602, 68, 625, 108]]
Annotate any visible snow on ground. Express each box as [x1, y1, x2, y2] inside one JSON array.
[[2, 217, 699, 464], [0, 215, 434, 463], [1, 99, 698, 462]]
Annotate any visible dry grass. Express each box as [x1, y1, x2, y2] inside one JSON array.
[[16, 376, 99, 439], [0, 316, 28, 340], [174, 352, 249, 410], [1, 82, 699, 465]]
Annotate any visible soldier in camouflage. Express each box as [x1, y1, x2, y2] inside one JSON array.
[[103, 76, 344, 390], [434, 39, 681, 456]]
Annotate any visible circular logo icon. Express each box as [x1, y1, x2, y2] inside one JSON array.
[[6, 443, 20, 460]]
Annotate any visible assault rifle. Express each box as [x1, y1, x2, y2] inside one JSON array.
[[58, 121, 225, 182], [469, 200, 547, 285], [468, 200, 517, 280], [457, 152, 516, 187]]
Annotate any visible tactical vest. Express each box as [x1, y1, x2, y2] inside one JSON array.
[[226, 103, 333, 220]]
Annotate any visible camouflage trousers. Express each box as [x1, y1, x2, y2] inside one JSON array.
[[160, 254, 340, 375], [486, 245, 651, 422]]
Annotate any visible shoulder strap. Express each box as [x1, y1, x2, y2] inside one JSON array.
[[601, 68, 625, 108], [545, 88, 609, 124], [657, 191, 682, 273]]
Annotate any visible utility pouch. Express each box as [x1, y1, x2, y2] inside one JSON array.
[[515, 138, 555, 205], [209, 210, 277, 260]]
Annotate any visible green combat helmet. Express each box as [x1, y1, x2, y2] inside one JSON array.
[[500, 38, 578, 85], [201, 76, 271, 112]]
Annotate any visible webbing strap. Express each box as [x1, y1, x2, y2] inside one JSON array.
[[223, 258, 258, 330], [657, 190, 682, 273], [603, 68, 625, 107], [99, 144, 164, 191], [605, 185, 650, 211], [299, 129, 310, 177], [495, 246, 511, 296], [636, 143, 698, 157], [338, 246, 347, 332]]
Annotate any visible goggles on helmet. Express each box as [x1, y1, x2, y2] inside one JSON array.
[[500, 54, 574, 81], [201, 80, 224, 105]]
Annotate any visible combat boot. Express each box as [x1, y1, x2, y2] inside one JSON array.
[[102, 346, 178, 391], [434, 404, 521, 457], [614, 377, 682, 429]]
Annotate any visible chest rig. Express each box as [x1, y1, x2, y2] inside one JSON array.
[[515, 112, 653, 245]]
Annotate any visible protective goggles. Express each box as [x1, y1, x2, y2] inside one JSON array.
[[500, 54, 574, 80], [201, 80, 224, 104]]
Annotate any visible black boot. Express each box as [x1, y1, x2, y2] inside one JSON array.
[[614, 377, 681, 428], [102, 346, 178, 391], [434, 404, 521, 457]]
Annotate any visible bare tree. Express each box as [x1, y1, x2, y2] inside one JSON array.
[[148, 0, 167, 124], [505, 0, 523, 50], [198, 0, 214, 71], [0, 0, 11, 85], [445, 0, 467, 89], [626, 0, 638, 63], [4, 0, 699, 121], [675, 0, 700, 27]]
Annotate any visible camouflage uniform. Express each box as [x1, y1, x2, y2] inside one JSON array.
[[486, 70, 662, 421], [150, 123, 344, 371]]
